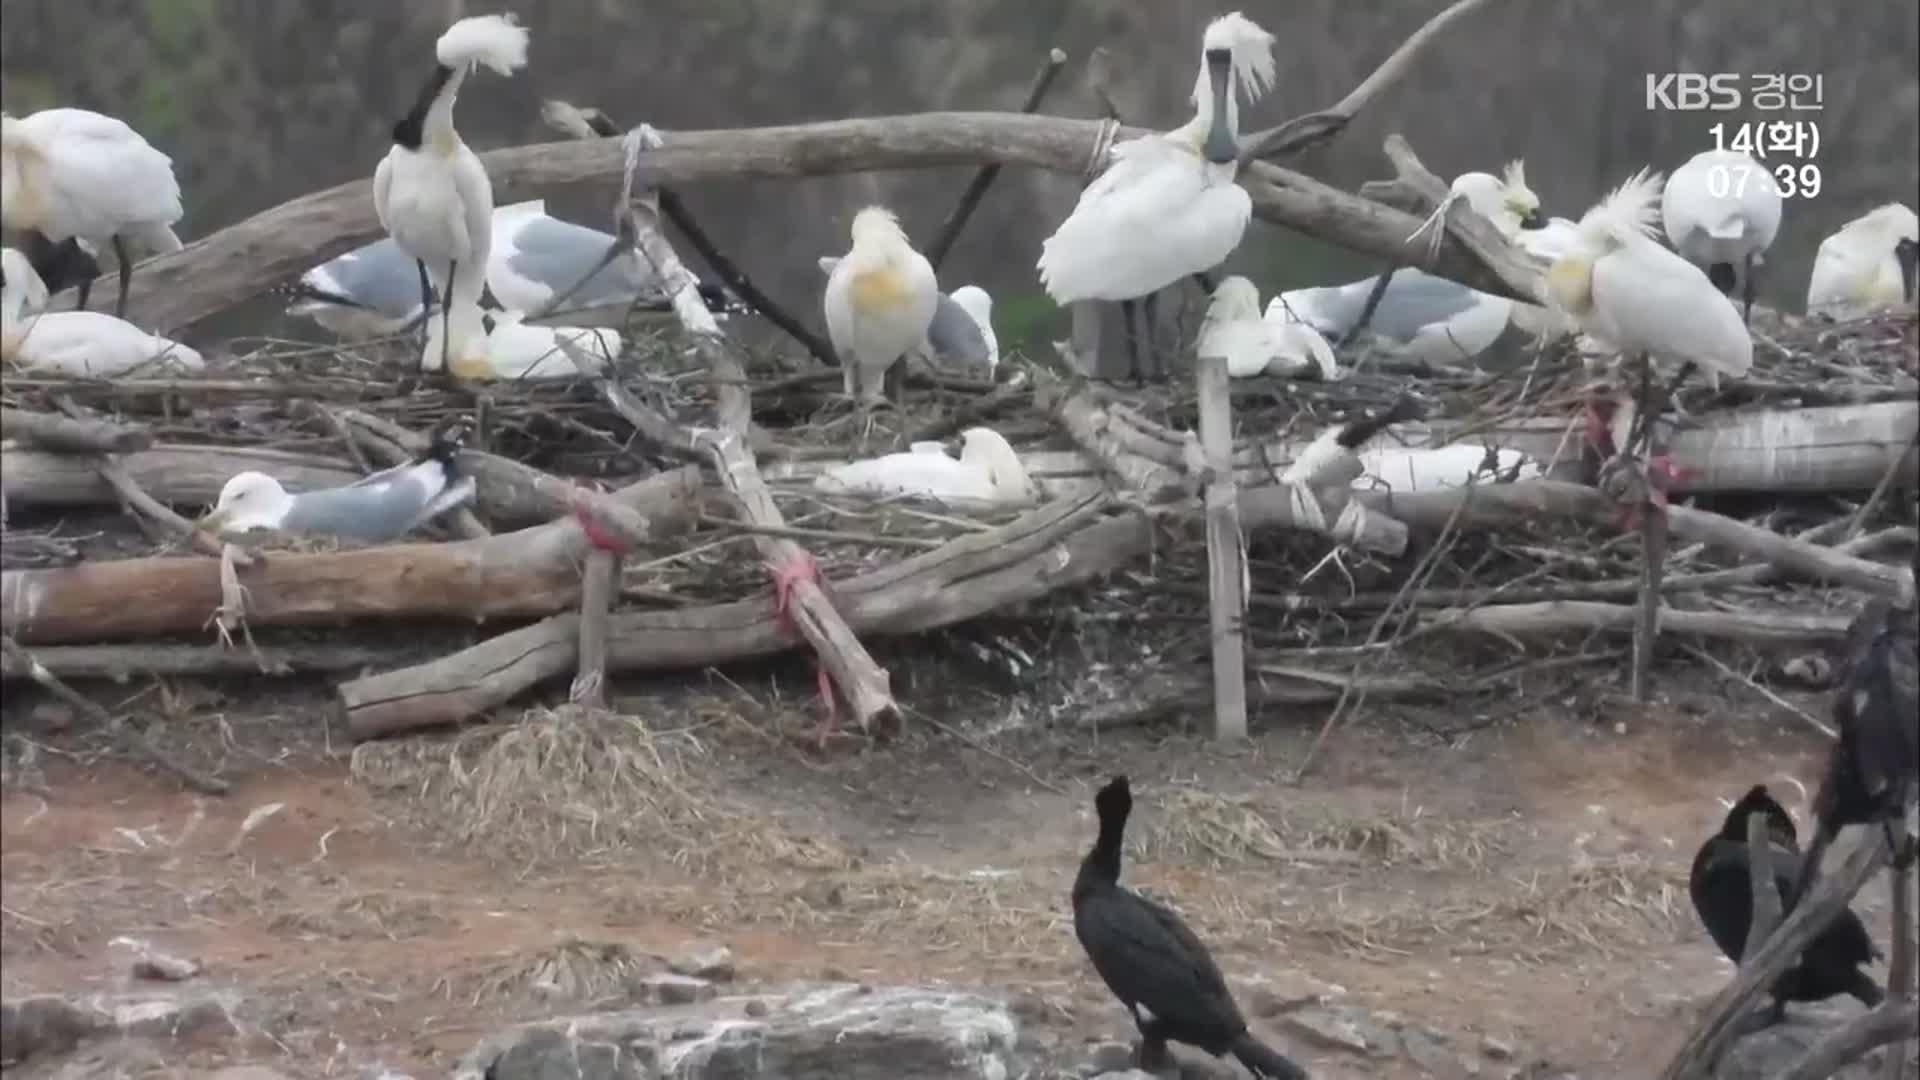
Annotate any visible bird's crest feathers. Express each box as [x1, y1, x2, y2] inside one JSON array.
[[1577, 168, 1665, 247], [435, 14, 530, 76], [850, 205, 909, 246], [1194, 12, 1277, 106]]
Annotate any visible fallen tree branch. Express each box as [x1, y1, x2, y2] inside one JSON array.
[[1, 408, 152, 455], [1661, 833, 1891, 1079], [89, 112, 1536, 333], [926, 46, 1070, 269], [1239, 0, 1496, 163], [339, 492, 1118, 738], [1, 468, 701, 646], [0, 641, 394, 681], [0, 635, 229, 795], [1770, 1001, 1920, 1080], [618, 125, 895, 732]]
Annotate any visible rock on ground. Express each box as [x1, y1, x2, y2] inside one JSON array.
[[458, 983, 1017, 1080]]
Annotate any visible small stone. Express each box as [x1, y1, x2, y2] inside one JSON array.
[[1278, 1004, 1396, 1057], [0, 996, 104, 1063], [28, 702, 75, 733], [131, 949, 201, 982], [1238, 969, 1343, 1018], [1402, 1026, 1476, 1079], [358, 1068, 417, 1080], [667, 943, 736, 982], [743, 998, 769, 1018], [641, 973, 714, 1006], [1084, 1040, 1137, 1074], [211, 1068, 298, 1080], [1481, 1035, 1516, 1061], [114, 993, 243, 1043]]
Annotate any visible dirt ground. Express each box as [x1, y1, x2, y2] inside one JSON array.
[[0, 639, 1889, 1078]]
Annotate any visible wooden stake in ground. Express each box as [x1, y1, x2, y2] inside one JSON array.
[[615, 125, 896, 737], [1195, 353, 1248, 740]]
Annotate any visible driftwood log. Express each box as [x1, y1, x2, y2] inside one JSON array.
[[339, 492, 1120, 738], [1, 408, 153, 455], [86, 115, 1540, 335], [0, 468, 701, 646]]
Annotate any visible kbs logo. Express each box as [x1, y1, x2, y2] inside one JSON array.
[[1644, 73, 1742, 111]]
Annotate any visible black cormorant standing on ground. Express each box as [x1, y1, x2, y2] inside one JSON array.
[[1689, 784, 1884, 1022], [1072, 775, 1309, 1078]]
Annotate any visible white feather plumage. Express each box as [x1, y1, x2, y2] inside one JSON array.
[[947, 285, 999, 373], [1, 108, 184, 259], [1356, 445, 1543, 493], [374, 13, 529, 361], [3, 252, 202, 375], [815, 427, 1033, 506], [424, 303, 620, 381], [1548, 168, 1752, 382], [1036, 13, 1274, 304], [1806, 202, 1918, 318], [822, 206, 939, 403], [1198, 276, 1340, 378], [1661, 149, 1782, 284]]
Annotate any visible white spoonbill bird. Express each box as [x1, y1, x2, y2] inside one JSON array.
[[1806, 203, 1919, 319], [1546, 168, 1751, 467], [198, 419, 475, 543], [373, 13, 530, 372], [1199, 276, 1339, 379], [2, 248, 202, 376], [1661, 149, 1782, 323], [1406, 160, 1549, 259], [424, 300, 623, 381], [822, 206, 939, 411], [1, 107, 184, 316], [814, 426, 1035, 507], [1037, 12, 1275, 380]]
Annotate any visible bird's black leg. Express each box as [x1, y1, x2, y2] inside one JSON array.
[[111, 235, 133, 318], [1623, 354, 1655, 457], [1656, 360, 1697, 427], [74, 277, 93, 312], [1141, 291, 1161, 382], [1133, 1017, 1172, 1072], [439, 260, 457, 376], [1120, 299, 1142, 383], [1740, 252, 1756, 325]]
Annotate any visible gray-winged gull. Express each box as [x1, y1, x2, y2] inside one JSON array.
[[487, 199, 740, 319], [196, 419, 475, 542], [1270, 270, 1512, 365], [279, 236, 431, 340]]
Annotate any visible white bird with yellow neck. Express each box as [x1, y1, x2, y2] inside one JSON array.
[[1198, 276, 1339, 379], [423, 296, 622, 381], [822, 206, 939, 410], [2, 247, 202, 376], [1036, 12, 1275, 377], [373, 12, 529, 375], [1806, 202, 1919, 320], [1545, 168, 1751, 464], [1, 107, 184, 316]]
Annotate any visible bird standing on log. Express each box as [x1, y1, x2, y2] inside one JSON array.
[[374, 12, 529, 375], [1072, 776, 1310, 1078], [821, 206, 938, 439], [1037, 12, 1276, 382], [1688, 784, 1884, 1024], [1, 107, 184, 316]]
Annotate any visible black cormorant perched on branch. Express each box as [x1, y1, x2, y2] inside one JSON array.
[[1071, 775, 1309, 1079], [1788, 589, 1920, 915], [1689, 784, 1884, 1022]]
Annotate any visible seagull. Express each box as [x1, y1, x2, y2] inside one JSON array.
[[1, 107, 185, 315], [373, 12, 530, 375], [1271, 271, 1508, 366], [817, 254, 990, 378], [2, 248, 203, 376], [485, 198, 739, 322], [197, 419, 476, 543], [1662, 149, 1783, 324], [1037, 12, 1276, 381], [1199, 276, 1340, 378], [1806, 202, 1919, 319]]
